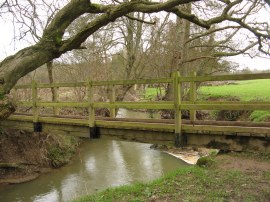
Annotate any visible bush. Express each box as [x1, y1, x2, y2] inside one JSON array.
[[196, 156, 215, 167], [250, 111, 270, 122], [47, 134, 79, 168], [213, 110, 252, 121]]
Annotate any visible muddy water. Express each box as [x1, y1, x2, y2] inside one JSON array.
[[117, 108, 161, 119], [0, 110, 185, 202], [0, 140, 187, 202]]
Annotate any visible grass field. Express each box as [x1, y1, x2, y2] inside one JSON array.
[[199, 79, 270, 122], [143, 87, 165, 100], [145, 79, 270, 101], [144, 79, 270, 122], [199, 79, 270, 101]]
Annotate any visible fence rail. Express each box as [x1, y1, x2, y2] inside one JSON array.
[[13, 72, 270, 146]]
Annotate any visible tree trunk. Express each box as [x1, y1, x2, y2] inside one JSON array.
[[164, 4, 192, 101]]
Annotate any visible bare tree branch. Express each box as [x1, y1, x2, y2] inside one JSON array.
[[124, 14, 156, 25]]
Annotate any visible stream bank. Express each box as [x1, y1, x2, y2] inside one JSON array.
[[0, 129, 79, 185]]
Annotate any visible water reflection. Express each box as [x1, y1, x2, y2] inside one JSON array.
[[0, 140, 187, 202], [117, 108, 161, 119]]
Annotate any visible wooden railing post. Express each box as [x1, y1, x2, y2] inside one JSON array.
[[173, 72, 180, 147], [53, 87, 60, 115], [13, 88, 18, 101], [173, 71, 187, 147], [32, 80, 41, 132], [110, 85, 116, 118], [190, 71, 197, 122], [88, 79, 97, 138]]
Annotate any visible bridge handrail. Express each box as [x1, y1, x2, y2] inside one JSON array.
[[14, 78, 172, 89], [180, 72, 270, 82]]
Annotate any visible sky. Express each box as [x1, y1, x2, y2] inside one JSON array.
[[0, 4, 269, 71]]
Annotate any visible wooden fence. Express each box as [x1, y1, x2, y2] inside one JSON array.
[[13, 72, 270, 146]]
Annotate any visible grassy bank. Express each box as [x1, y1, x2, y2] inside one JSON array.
[[199, 79, 270, 122], [145, 79, 270, 101], [145, 79, 270, 121], [199, 79, 270, 101], [143, 87, 165, 100], [74, 153, 270, 202]]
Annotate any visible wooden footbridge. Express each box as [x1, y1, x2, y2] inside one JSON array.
[[1, 72, 270, 151]]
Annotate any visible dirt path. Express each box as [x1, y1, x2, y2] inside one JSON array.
[[215, 153, 270, 173]]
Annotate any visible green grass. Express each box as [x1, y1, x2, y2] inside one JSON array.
[[145, 80, 270, 122], [199, 79, 270, 101], [249, 110, 270, 122], [199, 79, 270, 122], [73, 165, 269, 202], [144, 87, 165, 100]]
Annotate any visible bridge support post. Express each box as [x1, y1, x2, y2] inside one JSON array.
[[88, 79, 98, 139], [33, 122, 42, 132], [190, 71, 197, 122], [173, 72, 186, 147]]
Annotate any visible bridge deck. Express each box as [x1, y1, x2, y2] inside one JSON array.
[[6, 113, 270, 137]]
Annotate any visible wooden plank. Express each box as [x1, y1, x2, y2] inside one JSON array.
[[9, 115, 34, 122], [95, 120, 174, 132], [16, 101, 32, 107], [180, 73, 270, 82], [37, 82, 87, 88], [37, 102, 89, 108], [183, 101, 270, 105], [184, 120, 270, 128], [27, 101, 174, 110], [93, 102, 174, 110], [39, 117, 88, 126], [182, 124, 270, 136], [8, 114, 88, 126], [92, 78, 172, 86], [181, 103, 270, 110]]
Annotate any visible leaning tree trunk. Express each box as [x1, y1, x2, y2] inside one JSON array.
[[0, 42, 61, 120]]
